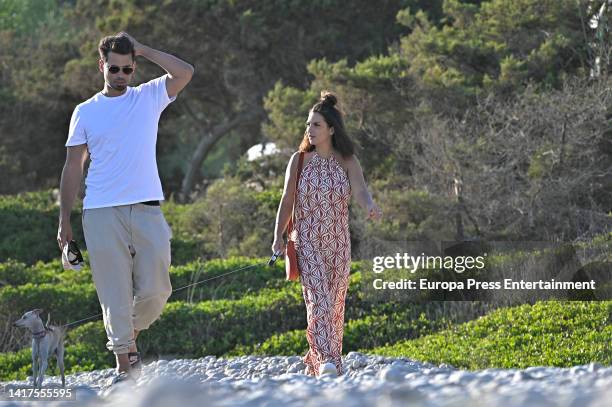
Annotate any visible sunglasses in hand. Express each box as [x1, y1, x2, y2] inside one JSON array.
[[106, 64, 134, 75], [64, 240, 84, 266]]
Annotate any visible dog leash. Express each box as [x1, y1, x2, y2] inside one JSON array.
[[61, 254, 281, 329]]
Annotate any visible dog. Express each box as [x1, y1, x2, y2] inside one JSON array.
[[12, 309, 66, 388]]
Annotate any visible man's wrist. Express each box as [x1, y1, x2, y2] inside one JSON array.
[[137, 44, 153, 59]]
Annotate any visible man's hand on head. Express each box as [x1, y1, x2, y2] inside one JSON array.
[[112, 31, 194, 97], [117, 31, 143, 56]]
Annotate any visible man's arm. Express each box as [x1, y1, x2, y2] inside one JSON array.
[[119, 32, 194, 98], [57, 144, 89, 250]]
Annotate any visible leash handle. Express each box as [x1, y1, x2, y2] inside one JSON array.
[[268, 251, 282, 266]]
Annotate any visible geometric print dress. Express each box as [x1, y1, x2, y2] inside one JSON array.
[[293, 151, 352, 376]]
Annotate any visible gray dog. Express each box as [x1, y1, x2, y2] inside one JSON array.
[[12, 309, 66, 388]]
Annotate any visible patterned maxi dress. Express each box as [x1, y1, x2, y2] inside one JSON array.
[[293, 151, 352, 375]]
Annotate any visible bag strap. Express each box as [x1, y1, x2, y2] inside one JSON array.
[[287, 152, 305, 238]]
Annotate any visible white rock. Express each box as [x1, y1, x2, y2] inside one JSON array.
[[587, 362, 603, 373], [287, 356, 301, 364], [512, 371, 536, 382], [2, 355, 611, 406], [378, 366, 405, 383]]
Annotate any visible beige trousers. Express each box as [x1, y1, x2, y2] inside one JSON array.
[[83, 203, 173, 355]]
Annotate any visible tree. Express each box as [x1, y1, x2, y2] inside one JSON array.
[[0, 0, 81, 194], [583, 0, 611, 78], [401, 76, 612, 240], [262, 0, 612, 241], [62, 0, 410, 201]]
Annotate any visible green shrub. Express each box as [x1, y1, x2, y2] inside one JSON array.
[[166, 257, 286, 301], [138, 285, 306, 357], [0, 190, 84, 265], [0, 348, 37, 381], [0, 258, 287, 324], [2, 296, 609, 380], [371, 301, 612, 368], [0, 190, 213, 266], [0, 284, 307, 380], [0, 318, 114, 380], [228, 301, 490, 356], [0, 283, 100, 325], [0, 259, 92, 287], [0, 342, 115, 381], [169, 238, 202, 265], [0, 258, 290, 356], [180, 177, 278, 259], [230, 329, 307, 356]]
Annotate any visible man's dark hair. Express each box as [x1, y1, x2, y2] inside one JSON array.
[[98, 35, 135, 62]]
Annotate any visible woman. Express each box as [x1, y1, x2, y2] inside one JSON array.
[[272, 91, 382, 377]]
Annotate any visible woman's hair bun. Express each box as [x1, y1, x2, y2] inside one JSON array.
[[320, 91, 337, 107]]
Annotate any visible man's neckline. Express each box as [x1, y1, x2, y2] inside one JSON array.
[[100, 87, 131, 99]]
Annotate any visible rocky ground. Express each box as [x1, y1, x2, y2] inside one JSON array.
[[1, 353, 611, 406]]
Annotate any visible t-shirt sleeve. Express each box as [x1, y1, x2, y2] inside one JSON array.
[[141, 74, 177, 114], [65, 107, 87, 147]]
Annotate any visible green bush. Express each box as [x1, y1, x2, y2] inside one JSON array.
[[138, 285, 306, 357], [371, 301, 612, 368], [166, 257, 286, 301], [0, 257, 290, 356], [2, 294, 609, 380], [0, 190, 213, 266], [1, 225, 609, 382], [0, 258, 92, 287], [0, 283, 307, 380], [230, 329, 307, 356], [0, 342, 115, 382], [180, 177, 279, 259], [169, 238, 202, 265], [0, 258, 287, 326], [1, 257, 284, 293], [0, 348, 38, 381], [0, 190, 84, 265], [228, 302, 491, 356], [0, 283, 100, 325]]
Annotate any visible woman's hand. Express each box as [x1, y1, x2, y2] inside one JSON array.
[[272, 238, 285, 255], [366, 202, 383, 221]]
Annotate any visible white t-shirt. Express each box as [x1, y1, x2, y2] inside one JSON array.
[[65, 74, 176, 209]]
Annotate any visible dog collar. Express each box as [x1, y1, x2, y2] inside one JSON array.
[[32, 330, 47, 339]]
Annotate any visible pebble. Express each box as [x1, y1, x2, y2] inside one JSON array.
[[1, 353, 611, 406]]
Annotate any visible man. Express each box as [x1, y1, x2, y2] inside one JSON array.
[[57, 32, 194, 382]]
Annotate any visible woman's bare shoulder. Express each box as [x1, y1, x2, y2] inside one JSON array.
[[301, 150, 316, 167], [336, 153, 359, 173]]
